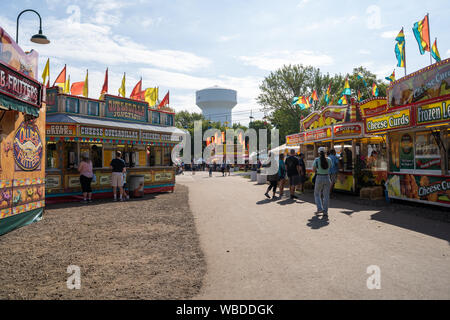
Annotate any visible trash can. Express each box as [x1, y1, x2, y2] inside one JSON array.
[[128, 175, 145, 198], [250, 171, 257, 181], [257, 173, 267, 184]]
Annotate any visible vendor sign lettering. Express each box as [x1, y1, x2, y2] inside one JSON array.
[[141, 132, 160, 141], [161, 134, 181, 142], [0, 61, 41, 107], [80, 126, 103, 137], [366, 108, 410, 133], [13, 121, 43, 171], [417, 100, 450, 125], [286, 133, 305, 146], [305, 128, 332, 141], [46, 124, 76, 136], [334, 124, 362, 137], [105, 95, 147, 122], [104, 129, 138, 139]]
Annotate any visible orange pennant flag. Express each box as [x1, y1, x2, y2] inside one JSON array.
[[70, 81, 85, 96], [53, 65, 66, 87], [130, 78, 142, 99]]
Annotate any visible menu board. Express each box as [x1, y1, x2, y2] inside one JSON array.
[[389, 133, 414, 171], [415, 132, 441, 171]]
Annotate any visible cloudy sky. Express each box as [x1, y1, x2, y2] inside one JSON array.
[[1, 0, 448, 124]]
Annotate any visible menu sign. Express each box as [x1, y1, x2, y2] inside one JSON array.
[[359, 98, 387, 118], [366, 108, 411, 133], [141, 132, 160, 141], [286, 133, 305, 146], [305, 127, 332, 141], [105, 95, 147, 122], [416, 99, 450, 125], [334, 124, 362, 137], [0, 61, 41, 107], [387, 58, 450, 107]]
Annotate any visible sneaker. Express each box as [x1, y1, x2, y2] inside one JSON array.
[[264, 192, 270, 199], [315, 210, 323, 215], [113, 198, 117, 202]]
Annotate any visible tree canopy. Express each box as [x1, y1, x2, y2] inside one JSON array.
[[257, 64, 389, 143]]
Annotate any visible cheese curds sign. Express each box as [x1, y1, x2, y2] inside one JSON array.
[[365, 108, 411, 133], [13, 121, 43, 171]]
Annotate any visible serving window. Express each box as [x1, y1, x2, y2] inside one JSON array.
[[46, 142, 59, 169], [305, 144, 315, 169], [333, 141, 353, 172], [80, 143, 103, 168], [389, 131, 442, 174], [359, 139, 387, 171]]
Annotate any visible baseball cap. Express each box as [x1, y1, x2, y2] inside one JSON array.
[[318, 147, 326, 153]]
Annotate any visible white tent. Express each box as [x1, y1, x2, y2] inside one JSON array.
[[269, 144, 300, 154]]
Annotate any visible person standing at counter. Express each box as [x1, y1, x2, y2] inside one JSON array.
[[313, 147, 332, 218], [285, 149, 302, 199], [78, 154, 94, 204], [110, 151, 126, 202]]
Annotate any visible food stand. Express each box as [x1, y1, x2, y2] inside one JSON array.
[[379, 58, 450, 207], [45, 87, 184, 200], [0, 26, 45, 235], [288, 102, 388, 193]]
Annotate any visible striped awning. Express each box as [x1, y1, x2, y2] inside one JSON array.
[[0, 95, 40, 117]]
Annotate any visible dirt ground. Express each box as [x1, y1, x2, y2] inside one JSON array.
[[0, 185, 206, 299]]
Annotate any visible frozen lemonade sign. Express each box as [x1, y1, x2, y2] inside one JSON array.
[[416, 99, 450, 125], [366, 108, 410, 133]]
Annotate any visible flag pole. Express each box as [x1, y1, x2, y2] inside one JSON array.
[[403, 26, 407, 77], [427, 13, 432, 65]]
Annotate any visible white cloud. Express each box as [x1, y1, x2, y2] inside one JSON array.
[[358, 49, 371, 55], [217, 34, 240, 42], [0, 15, 211, 73], [239, 51, 333, 71], [297, 0, 311, 8]]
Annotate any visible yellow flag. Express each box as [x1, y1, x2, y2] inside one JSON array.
[[118, 73, 126, 97], [64, 75, 70, 94], [145, 87, 158, 106], [83, 70, 88, 97], [42, 58, 50, 85]]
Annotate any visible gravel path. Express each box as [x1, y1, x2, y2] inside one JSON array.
[[0, 185, 206, 299]]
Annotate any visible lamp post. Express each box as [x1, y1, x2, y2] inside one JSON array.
[[16, 9, 50, 44]]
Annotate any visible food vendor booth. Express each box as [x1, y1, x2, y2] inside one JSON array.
[[0, 27, 45, 235], [379, 58, 450, 207], [291, 102, 388, 193], [45, 87, 184, 200]]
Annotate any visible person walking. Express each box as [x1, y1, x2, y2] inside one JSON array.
[[285, 149, 302, 199], [313, 147, 332, 218], [298, 153, 307, 194], [110, 151, 126, 201], [264, 153, 279, 200], [221, 162, 225, 176], [328, 149, 339, 196], [78, 154, 94, 203], [277, 153, 287, 198]]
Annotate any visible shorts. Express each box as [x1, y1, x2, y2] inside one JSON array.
[[288, 175, 301, 186], [330, 173, 338, 184], [111, 172, 123, 187], [80, 175, 92, 193]]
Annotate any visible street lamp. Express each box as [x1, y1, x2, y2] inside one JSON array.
[[16, 9, 50, 45]]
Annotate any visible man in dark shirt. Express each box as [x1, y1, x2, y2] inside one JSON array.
[[110, 151, 126, 201], [285, 149, 302, 199]]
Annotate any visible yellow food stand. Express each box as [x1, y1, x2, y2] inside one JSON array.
[[45, 88, 184, 201], [0, 26, 46, 235]]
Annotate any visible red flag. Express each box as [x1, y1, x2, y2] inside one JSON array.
[[71, 81, 85, 95], [158, 91, 169, 109], [130, 78, 142, 99], [53, 65, 66, 86], [100, 68, 108, 97]]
